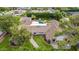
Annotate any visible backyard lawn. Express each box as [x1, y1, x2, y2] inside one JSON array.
[[0, 35, 54, 51], [0, 35, 35, 51], [34, 35, 54, 51]]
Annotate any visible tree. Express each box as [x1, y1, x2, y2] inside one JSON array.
[[53, 10, 68, 21], [0, 16, 20, 33], [70, 15, 79, 26], [54, 10, 63, 20], [10, 24, 31, 46], [70, 45, 77, 51], [31, 15, 36, 20], [0, 7, 10, 12]]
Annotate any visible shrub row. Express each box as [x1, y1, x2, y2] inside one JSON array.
[[26, 12, 55, 19]]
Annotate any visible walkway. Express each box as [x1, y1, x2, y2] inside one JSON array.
[[30, 36, 39, 48], [51, 43, 58, 49], [50, 41, 58, 49]]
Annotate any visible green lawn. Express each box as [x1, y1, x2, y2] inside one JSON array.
[[0, 35, 10, 51], [0, 35, 54, 51], [0, 35, 35, 51], [34, 35, 54, 51]]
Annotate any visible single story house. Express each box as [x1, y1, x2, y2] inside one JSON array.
[[68, 12, 79, 16], [20, 17, 60, 42], [11, 10, 26, 16]]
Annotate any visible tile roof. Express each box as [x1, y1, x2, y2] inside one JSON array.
[[21, 17, 59, 40]]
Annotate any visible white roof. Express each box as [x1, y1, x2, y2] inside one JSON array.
[[56, 35, 66, 41], [30, 21, 47, 26]]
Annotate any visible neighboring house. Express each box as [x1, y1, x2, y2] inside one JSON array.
[[20, 17, 59, 42], [1, 9, 26, 16], [30, 10, 54, 13], [12, 10, 26, 16], [29, 7, 55, 13], [68, 12, 79, 16]]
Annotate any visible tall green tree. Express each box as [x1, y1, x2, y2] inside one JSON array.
[[54, 10, 63, 20], [10, 24, 31, 46], [0, 7, 10, 12], [10, 24, 31, 40], [54, 10, 68, 20], [0, 16, 20, 33]]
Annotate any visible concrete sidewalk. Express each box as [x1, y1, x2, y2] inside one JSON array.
[[30, 37, 39, 48]]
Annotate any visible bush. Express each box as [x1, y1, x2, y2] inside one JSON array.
[[10, 36, 25, 46], [23, 12, 55, 19]]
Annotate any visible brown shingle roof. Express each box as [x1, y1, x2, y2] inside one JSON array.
[[26, 26, 49, 33], [20, 17, 32, 25], [21, 17, 59, 40], [45, 20, 59, 40]]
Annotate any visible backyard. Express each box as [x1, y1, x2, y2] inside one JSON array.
[[0, 35, 54, 51], [34, 35, 54, 51]]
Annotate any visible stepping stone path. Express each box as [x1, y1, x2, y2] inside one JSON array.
[[30, 37, 39, 48]]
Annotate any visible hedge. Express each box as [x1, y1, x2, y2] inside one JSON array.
[[26, 12, 55, 19]]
